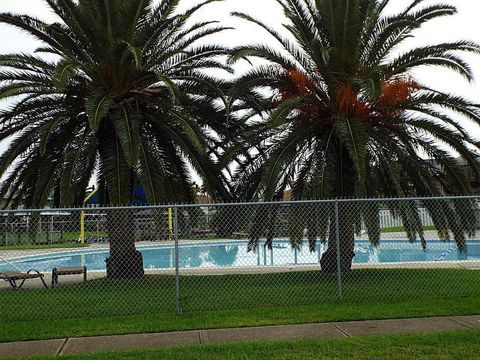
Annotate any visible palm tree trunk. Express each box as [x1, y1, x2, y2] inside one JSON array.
[[320, 203, 356, 273], [105, 208, 144, 279], [320, 146, 356, 272], [98, 116, 145, 279]]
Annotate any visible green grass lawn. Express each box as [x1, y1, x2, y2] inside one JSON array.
[[380, 225, 436, 233], [19, 330, 480, 360], [1, 268, 479, 343], [0, 243, 88, 251], [0, 231, 100, 249]]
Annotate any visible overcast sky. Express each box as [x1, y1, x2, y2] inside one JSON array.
[[0, 0, 479, 155]]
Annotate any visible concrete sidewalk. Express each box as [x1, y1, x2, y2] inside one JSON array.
[[1, 315, 479, 359]]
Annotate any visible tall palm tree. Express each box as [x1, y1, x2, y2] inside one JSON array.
[[0, 0, 231, 278], [224, 0, 480, 272]]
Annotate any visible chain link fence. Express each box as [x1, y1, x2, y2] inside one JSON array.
[[1, 196, 479, 322]]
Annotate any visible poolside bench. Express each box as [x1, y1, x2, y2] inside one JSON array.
[[52, 266, 87, 288], [0, 270, 48, 289]]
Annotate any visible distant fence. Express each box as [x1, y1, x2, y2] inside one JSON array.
[[0, 196, 479, 322], [377, 207, 434, 230]]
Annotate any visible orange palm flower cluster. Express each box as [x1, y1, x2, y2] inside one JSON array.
[[378, 77, 420, 107], [275, 68, 321, 122], [336, 77, 420, 121], [278, 68, 315, 101], [277, 68, 420, 125], [336, 84, 370, 119]]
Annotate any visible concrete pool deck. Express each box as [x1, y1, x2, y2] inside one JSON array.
[[0, 315, 479, 358]]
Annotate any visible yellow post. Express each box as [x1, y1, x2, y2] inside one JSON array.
[[80, 187, 99, 244], [168, 208, 173, 240], [80, 211, 85, 244]]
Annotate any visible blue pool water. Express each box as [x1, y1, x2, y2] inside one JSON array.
[[1, 240, 479, 272]]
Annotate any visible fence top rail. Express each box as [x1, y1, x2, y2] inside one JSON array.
[[0, 195, 478, 213]]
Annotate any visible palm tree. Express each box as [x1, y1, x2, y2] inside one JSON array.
[[0, 0, 231, 278], [225, 0, 480, 272]]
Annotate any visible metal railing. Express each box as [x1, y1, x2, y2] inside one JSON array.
[[0, 196, 479, 322]]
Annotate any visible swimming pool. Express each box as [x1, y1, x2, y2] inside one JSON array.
[[1, 240, 479, 272]]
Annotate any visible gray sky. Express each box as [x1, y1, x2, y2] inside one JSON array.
[[0, 0, 479, 155]]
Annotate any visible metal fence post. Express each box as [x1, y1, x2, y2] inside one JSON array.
[[334, 200, 343, 301], [174, 206, 181, 315]]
